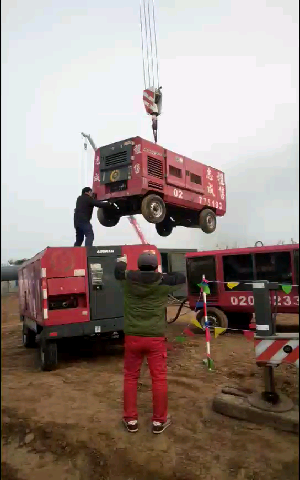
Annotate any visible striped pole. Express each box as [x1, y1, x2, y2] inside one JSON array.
[[202, 274, 214, 371]]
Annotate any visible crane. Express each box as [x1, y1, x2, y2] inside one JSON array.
[[81, 132, 148, 245]]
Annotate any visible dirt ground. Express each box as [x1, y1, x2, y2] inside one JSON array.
[[1, 294, 299, 480]]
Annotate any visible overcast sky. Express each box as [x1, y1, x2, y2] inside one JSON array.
[[1, 0, 299, 262]]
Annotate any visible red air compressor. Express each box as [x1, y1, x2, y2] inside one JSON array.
[[18, 244, 161, 371], [92, 137, 226, 237]]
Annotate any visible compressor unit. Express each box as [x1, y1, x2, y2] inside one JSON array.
[[18, 244, 161, 370]]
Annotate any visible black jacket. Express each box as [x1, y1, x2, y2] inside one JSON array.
[[74, 194, 107, 225]]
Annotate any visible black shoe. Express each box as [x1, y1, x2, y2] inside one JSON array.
[[152, 417, 171, 434], [123, 419, 138, 433]]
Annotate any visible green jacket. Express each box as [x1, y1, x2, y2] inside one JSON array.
[[114, 261, 186, 337]]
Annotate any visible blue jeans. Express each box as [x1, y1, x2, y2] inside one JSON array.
[[74, 222, 94, 247]]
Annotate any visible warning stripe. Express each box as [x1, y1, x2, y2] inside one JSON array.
[[255, 339, 286, 362], [41, 274, 48, 321], [255, 338, 299, 366]]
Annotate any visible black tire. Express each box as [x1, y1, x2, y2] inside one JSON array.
[[40, 341, 58, 371], [97, 208, 120, 227], [22, 324, 36, 348], [141, 194, 166, 224], [196, 307, 228, 332], [199, 208, 216, 234], [155, 218, 174, 237]]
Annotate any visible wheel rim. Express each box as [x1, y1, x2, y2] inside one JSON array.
[[150, 202, 163, 218], [23, 334, 27, 345], [201, 314, 219, 329], [40, 349, 45, 364], [206, 214, 215, 228]]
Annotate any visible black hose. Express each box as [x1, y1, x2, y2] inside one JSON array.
[[167, 297, 188, 324]]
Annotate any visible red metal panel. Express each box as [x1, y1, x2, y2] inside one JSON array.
[[44, 308, 89, 326], [185, 243, 299, 259], [184, 157, 204, 194], [42, 247, 87, 279], [47, 277, 86, 296], [165, 150, 186, 189], [19, 247, 90, 327], [122, 244, 162, 272]]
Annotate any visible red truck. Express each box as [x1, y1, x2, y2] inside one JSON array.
[[186, 244, 299, 330], [92, 137, 226, 237], [18, 244, 161, 371]]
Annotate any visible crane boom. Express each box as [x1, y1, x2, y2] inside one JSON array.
[[81, 132, 148, 244], [81, 132, 97, 152]]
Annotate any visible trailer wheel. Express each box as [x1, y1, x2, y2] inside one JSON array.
[[155, 218, 174, 237], [40, 341, 58, 371], [141, 194, 166, 224], [97, 208, 120, 227], [22, 324, 36, 348], [196, 307, 228, 331], [199, 209, 216, 234]]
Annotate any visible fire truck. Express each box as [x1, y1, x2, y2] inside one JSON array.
[[92, 136, 226, 237]]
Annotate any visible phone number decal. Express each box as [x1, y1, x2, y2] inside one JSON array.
[[230, 295, 299, 307]]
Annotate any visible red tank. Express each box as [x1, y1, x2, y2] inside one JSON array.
[[92, 137, 226, 237]]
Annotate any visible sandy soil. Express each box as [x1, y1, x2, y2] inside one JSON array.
[[1, 294, 299, 480]]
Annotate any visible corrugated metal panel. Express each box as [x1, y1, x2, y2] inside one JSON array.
[[169, 253, 188, 298]]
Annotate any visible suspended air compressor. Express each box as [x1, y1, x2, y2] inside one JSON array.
[[92, 137, 226, 237]]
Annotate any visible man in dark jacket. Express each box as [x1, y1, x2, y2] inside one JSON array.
[[115, 251, 186, 434], [74, 187, 115, 247]]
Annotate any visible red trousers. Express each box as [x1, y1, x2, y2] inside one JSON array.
[[123, 335, 168, 423]]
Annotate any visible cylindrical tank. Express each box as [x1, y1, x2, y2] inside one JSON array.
[[1, 266, 19, 281]]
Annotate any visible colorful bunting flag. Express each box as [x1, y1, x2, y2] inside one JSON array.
[[227, 282, 239, 289], [243, 330, 255, 341], [282, 284, 292, 294], [203, 357, 215, 371], [214, 327, 227, 338], [175, 336, 186, 343], [191, 318, 202, 329], [183, 327, 195, 337], [197, 282, 211, 294]]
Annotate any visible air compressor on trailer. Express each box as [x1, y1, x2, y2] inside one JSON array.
[[92, 136, 226, 237], [18, 244, 161, 371]]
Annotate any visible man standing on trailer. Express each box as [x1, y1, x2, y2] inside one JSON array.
[[74, 187, 115, 247], [114, 251, 186, 434]]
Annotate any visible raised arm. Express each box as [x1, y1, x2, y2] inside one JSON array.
[[114, 258, 127, 281], [87, 196, 116, 210], [161, 272, 186, 291]]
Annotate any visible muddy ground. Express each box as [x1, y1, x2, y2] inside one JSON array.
[[1, 294, 299, 480]]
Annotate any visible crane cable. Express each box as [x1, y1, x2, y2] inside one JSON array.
[[139, 0, 160, 90], [140, 0, 161, 144]]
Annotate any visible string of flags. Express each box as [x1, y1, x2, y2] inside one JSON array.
[[196, 281, 298, 295], [170, 277, 298, 371], [173, 319, 255, 343]]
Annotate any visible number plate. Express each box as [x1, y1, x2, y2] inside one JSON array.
[[95, 326, 101, 333]]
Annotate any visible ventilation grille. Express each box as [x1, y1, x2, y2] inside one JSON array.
[[169, 165, 182, 178], [147, 156, 163, 179], [190, 173, 202, 185], [148, 181, 163, 191], [104, 151, 128, 168]]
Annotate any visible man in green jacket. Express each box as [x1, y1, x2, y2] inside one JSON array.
[[114, 251, 186, 434]]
